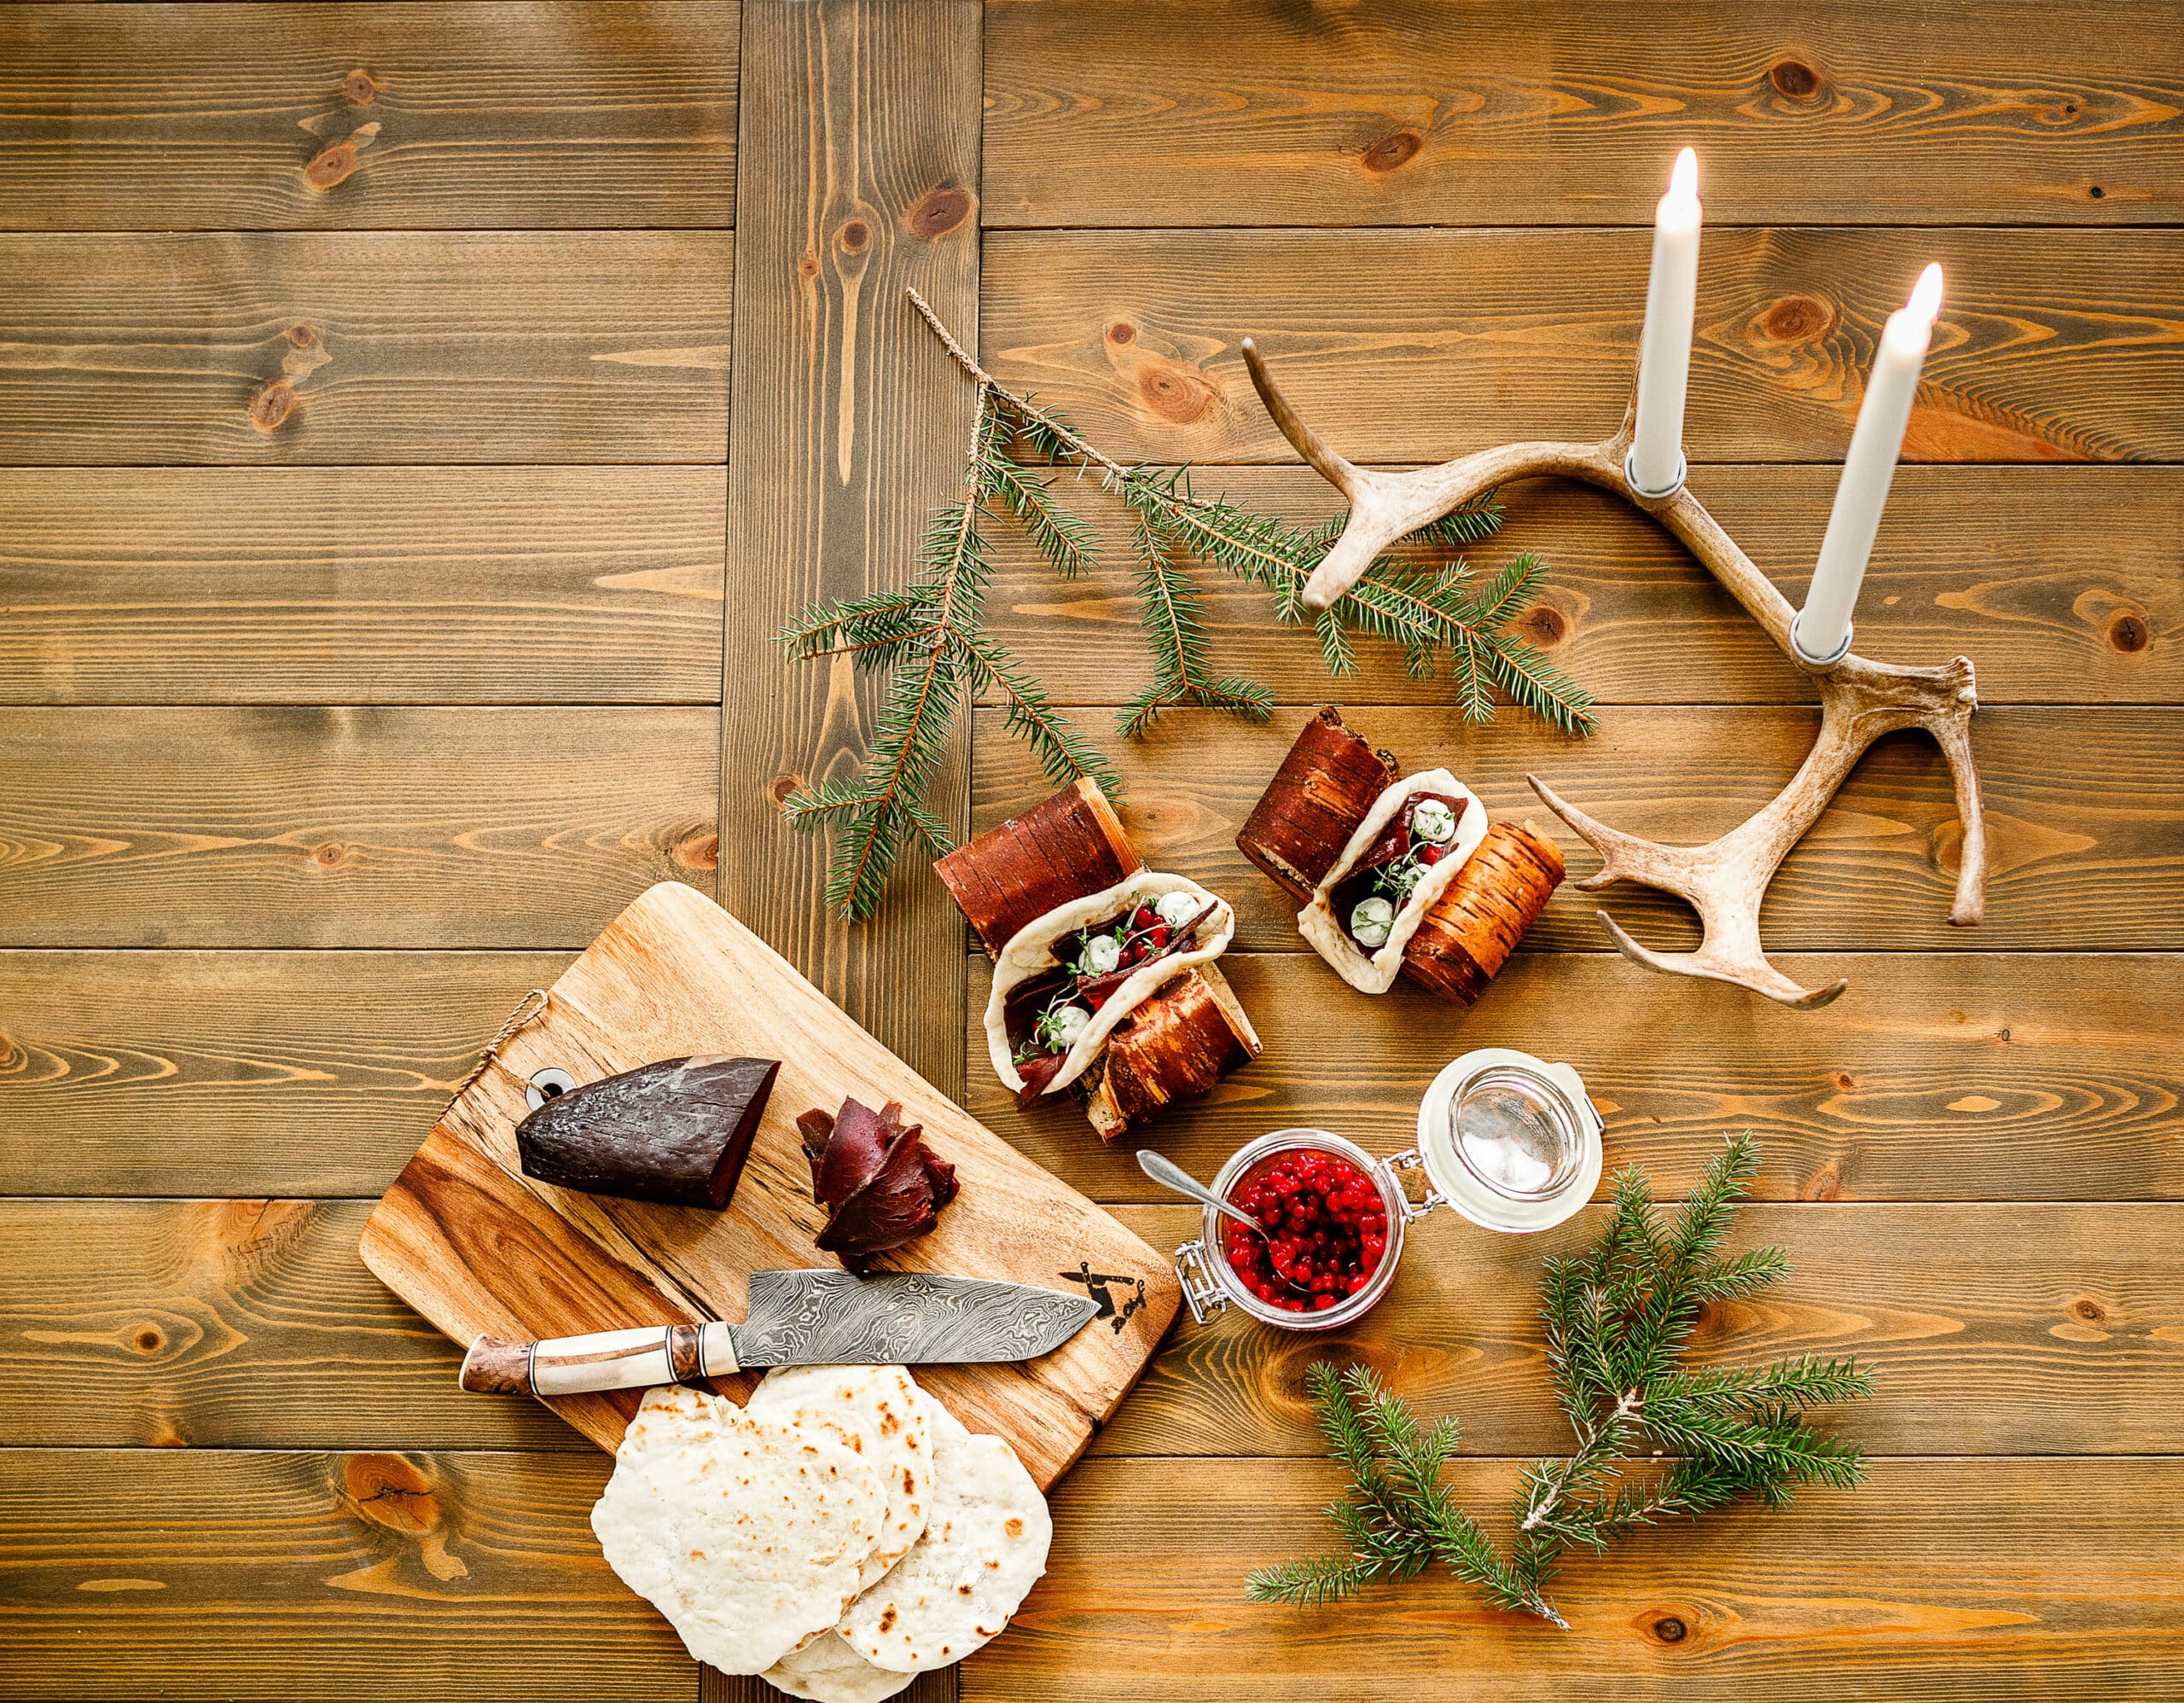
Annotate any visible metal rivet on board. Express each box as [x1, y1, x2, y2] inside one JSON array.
[[525, 1067, 578, 1111]]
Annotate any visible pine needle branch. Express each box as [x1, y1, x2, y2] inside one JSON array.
[[781, 289, 1596, 918], [1249, 1135, 1874, 1627]]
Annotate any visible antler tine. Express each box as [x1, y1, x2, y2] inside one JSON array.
[[1240, 337, 1360, 499], [1596, 911, 1850, 1008], [1926, 656, 1987, 927], [1525, 772, 1665, 892]]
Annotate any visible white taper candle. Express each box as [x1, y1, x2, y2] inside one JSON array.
[[1628, 148, 1702, 497], [1793, 262, 1945, 667]]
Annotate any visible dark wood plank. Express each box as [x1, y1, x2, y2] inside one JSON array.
[[986, 0, 2184, 228], [982, 465, 2183, 706], [9, 1195, 2178, 1459], [0, 1198, 579, 1451], [983, 1457, 2184, 1700], [0, 1448, 692, 1701], [972, 951, 2184, 1206], [718, 0, 982, 1098], [0, 950, 572, 1196], [4, 1449, 2177, 1700], [0, 3, 737, 230], [0, 468, 724, 705], [972, 704, 2182, 953], [0, 707, 717, 949], [0, 233, 731, 465], [983, 227, 2184, 465], [1096, 1202, 2184, 1458], [707, 9, 980, 1690]]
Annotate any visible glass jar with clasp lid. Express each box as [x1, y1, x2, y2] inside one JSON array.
[[1172, 1049, 1605, 1332]]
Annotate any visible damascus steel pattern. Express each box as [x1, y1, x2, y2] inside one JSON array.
[[727, 1270, 1098, 1368]]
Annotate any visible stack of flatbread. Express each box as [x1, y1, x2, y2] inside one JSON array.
[[590, 1366, 1052, 1701]]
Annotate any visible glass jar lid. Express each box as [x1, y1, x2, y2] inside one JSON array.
[[1415, 1048, 1604, 1234], [1452, 1064, 1588, 1201]]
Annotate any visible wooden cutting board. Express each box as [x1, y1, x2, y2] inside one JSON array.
[[359, 881, 1181, 1490]]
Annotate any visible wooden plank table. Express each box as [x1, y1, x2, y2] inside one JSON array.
[[2, 3, 2180, 1698]]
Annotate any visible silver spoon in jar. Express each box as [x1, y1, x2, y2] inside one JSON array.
[[1136, 1149, 1312, 1297]]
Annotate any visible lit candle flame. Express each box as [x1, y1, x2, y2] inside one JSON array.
[[1668, 147, 1699, 204], [1908, 262, 1945, 326]]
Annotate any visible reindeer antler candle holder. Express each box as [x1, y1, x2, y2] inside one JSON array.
[[1237, 177, 1984, 1008]]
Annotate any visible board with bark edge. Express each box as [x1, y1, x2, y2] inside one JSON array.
[[359, 881, 1179, 1490]]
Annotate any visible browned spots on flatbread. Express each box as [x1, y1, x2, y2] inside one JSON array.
[[959, 1584, 973, 1595], [880, 1409, 902, 1435], [1005, 1517, 1025, 1538], [903, 1472, 915, 1494], [879, 1607, 897, 1632]]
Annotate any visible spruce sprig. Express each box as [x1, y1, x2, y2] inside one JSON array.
[[777, 290, 1596, 920], [1248, 1134, 1874, 1628]]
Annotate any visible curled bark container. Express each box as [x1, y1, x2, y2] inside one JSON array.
[[1235, 708, 1564, 1006], [1234, 706, 1397, 904], [936, 777, 1258, 1138]]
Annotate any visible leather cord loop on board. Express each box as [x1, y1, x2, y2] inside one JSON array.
[[446, 986, 551, 1111]]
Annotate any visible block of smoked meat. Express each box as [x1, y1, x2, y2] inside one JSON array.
[[935, 779, 1260, 1140], [1237, 706, 1565, 1004]]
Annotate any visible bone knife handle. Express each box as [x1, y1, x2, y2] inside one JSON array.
[[458, 1322, 741, 1396]]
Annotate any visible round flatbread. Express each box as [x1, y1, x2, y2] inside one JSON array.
[[839, 1401, 1052, 1673], [590, 1385, 885, 1675], [746, 1364, 935, 1591], [763, 1630, 916, 1703]]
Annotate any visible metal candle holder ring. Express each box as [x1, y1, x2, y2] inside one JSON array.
[[1237, 340, 1985, 1009]]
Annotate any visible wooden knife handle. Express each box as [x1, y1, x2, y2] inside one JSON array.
[[459, 1323, 731, 1396]]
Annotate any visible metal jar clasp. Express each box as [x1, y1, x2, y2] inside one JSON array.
[[1173, 1239, 1228, 1325], [1379, 1147, 1449, 1226]]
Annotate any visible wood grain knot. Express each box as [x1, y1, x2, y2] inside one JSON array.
[[311, 841, 347, 868], [344, 68, 380, 106], [909, 186, 973, 239], [2072, 1298, 2107, 1323], [839, 219, 870, 253], [2109, 612, 2150, 652], [1769, 59, 1821, 99], [1799, 1160, 1842, 1201], [1107, 321, 1136, 346], [1653, 1613, 1688, 1643], [1761, 294, 1834, 346], [769, 773, 802, 808], [344, 1455, 442, 1534], [675, 831, 719, 872], [2089, 183, 2106, 200], [1361, 130, 1423, 173], [303, 142, 361, 191], [133, 1328, 163, 1355], [249, 381, 298, 433], [799, 250, 821, 281], [288, 323, 317, 349], [1520, 605, 1567, 646], [1136, 358, 1220, 426]]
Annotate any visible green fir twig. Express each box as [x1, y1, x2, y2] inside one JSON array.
[[776, 288, 1598, 920], [1247, 1135, 1875, 1628]]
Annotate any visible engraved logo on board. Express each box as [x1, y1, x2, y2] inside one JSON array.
[[1060, 1261, 1147, 1334]]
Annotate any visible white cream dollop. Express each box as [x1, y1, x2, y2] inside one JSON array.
[[1154, 890, 1200, 929], [1350, 895, 1397, 949], [1080, 933, 1123, 975], [1411, 798, 1458, 846], [1049, 1004, 1092, 1048]]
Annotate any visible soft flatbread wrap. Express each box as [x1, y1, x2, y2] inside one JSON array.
[[981, 870, 1235, 1100], [1297, 768, 1489, 994]]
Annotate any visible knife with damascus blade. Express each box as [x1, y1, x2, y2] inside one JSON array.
[[458, 1269, 1099, 1397]]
